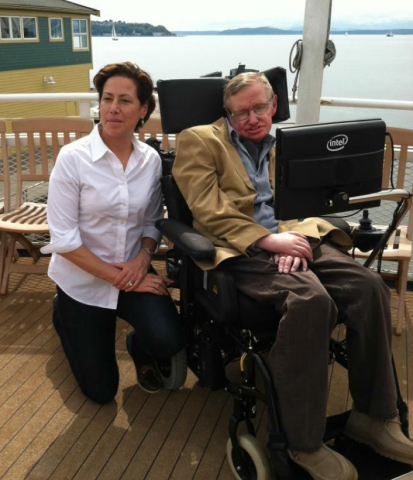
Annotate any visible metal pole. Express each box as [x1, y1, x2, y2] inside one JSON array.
[[296, 0, 331, 125]]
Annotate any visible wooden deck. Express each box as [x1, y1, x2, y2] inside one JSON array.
[[0, 259, 413, 480]]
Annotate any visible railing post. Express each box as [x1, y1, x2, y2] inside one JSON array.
[[79, 101, 91, 119]]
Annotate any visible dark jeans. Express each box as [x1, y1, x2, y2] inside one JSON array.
[[53, 284, 185, 404], [225, 241, 397, 452]]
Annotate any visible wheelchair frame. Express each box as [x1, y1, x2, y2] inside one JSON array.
[[156, 166, 411, 480], [153, 69, 412, 480]]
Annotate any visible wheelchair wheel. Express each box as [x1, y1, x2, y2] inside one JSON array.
[[156, 348, 187, 390], [226, 433, 272, 480]]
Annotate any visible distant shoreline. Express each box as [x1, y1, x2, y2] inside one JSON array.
[[172, 29, 413, 36], [92, 31, 413, 38], [90, 23, 413, 38]]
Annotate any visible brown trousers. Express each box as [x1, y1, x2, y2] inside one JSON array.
[[225, 241, 397, 452]]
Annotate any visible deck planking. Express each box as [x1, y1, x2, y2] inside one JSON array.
[[0, 260, 412, 480]]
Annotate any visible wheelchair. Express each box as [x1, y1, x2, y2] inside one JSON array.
[[153, 68, 411, 480]]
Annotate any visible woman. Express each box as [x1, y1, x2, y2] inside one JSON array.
[[42, 62, 185, 403]]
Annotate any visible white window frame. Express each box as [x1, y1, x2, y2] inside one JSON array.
[[49, 17, 64, 40], [72, 18, 88, 50], [22, 17, 37, 39], [0, 16, 38, 41], [0, 16, 21, 39]]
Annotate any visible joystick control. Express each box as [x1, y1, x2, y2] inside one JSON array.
[[352, 210, 384, 252]]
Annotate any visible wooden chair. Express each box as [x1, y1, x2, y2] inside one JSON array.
[[138, 117, 173, 149], [0, 117, 94, 294], [0, 119, 11, 291], [352, 127, 413, 334]]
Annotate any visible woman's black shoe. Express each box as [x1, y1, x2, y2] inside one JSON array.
[[126, 332, 163, 393]]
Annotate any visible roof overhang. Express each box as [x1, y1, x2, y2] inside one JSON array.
[[0, 1, 100, 17]]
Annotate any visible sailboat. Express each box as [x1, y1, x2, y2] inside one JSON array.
[[112, 24, 119, 41]]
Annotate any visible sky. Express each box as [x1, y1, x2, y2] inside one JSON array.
[[86, 0, 413, 31]]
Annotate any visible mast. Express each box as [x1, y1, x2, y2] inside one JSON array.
[[112, 23, 118, 40], [295, 0, 332, 124]]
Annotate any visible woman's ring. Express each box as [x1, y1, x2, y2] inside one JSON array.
[[127, 280, 133, 288], [152, 282, 156, 289]]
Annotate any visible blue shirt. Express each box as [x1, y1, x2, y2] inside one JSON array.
[[226, 119, 279, 234]]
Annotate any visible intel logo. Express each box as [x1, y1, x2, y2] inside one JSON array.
[[327, 134, 348, 152]]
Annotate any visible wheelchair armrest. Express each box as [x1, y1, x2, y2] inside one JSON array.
[[197, 266, 239, 323], [156, 218, 216, 260]]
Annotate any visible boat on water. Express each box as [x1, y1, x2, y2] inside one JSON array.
[[112, 23, 119, 41], [387, 31, 394, 37]]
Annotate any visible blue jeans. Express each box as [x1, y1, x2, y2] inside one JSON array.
[[53, 284, 185, 404]]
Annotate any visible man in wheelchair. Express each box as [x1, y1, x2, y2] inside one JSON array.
[[172, 72, 413, 480]]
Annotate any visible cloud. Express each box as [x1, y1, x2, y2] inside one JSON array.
[[89, 0, 413, 31]]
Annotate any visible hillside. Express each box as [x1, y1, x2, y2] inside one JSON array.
[[174, 27, 413, 35], [220, 26, 300, 35], [92, 20, 174, 37]]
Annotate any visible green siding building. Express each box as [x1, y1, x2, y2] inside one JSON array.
[[0, 0, 100, 121]]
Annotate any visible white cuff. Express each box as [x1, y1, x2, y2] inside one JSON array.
[[143, 225, 162, 244], [41, 227, 82, 254]]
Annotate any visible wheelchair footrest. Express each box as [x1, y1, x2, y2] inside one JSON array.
[[267, 432, 296, 480], [324, 410, 352, 442]]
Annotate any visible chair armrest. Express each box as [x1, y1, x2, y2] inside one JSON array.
[[156, 218, 216, 260]]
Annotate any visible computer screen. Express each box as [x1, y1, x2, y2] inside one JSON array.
[[274, 119, 386, 220]]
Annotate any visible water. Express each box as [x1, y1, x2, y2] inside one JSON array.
[[90, 34, 413, 128]]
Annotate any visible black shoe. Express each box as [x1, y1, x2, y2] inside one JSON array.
[[136, 363, 163, 394], [126, 332, 162, 394]]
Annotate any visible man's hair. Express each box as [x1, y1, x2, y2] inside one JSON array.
[[93, 62, 155, 131], [223, 72, 274, 110]]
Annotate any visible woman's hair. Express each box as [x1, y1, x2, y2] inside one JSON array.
[[93, 62, 156, 131], [223, 72, 274, 111]]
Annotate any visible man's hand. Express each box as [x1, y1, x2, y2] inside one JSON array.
[[272, 254, 308, 274], [255, 232, 313, 261]]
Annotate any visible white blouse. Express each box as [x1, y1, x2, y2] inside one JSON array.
[[42, 125, 163, 309]]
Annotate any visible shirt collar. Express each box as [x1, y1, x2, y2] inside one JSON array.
[[90, 123, 142, 163]]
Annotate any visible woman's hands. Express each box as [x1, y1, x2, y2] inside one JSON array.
[[132, 273, 173, 295], [110, 256, 173, 295], [111, 255, 150, 292]]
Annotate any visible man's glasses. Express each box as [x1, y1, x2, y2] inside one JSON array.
[[227, 99, 273, 122]]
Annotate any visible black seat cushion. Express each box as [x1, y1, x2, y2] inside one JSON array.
[[237, 290, 278, 345]]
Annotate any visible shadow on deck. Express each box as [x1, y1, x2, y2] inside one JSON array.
[[0, 259, 413, 480]]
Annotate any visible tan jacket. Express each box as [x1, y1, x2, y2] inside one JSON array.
[[173, 117, 352, 270]]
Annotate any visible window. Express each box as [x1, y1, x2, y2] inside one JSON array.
[[0, 17, 8, 38], [0, 16, 37, 40], [0, 16, 21, 39], [49, 18, 63, 40], [11, 17, 21, 38], [22, 17, 36, 39], [72, 19, 88, 49]]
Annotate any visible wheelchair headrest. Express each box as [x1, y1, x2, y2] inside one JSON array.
[[157, 66, 290, 134]]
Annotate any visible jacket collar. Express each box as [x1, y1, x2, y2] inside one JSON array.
[[212, 117, 255, 191], [212, 117, 275, 192]]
